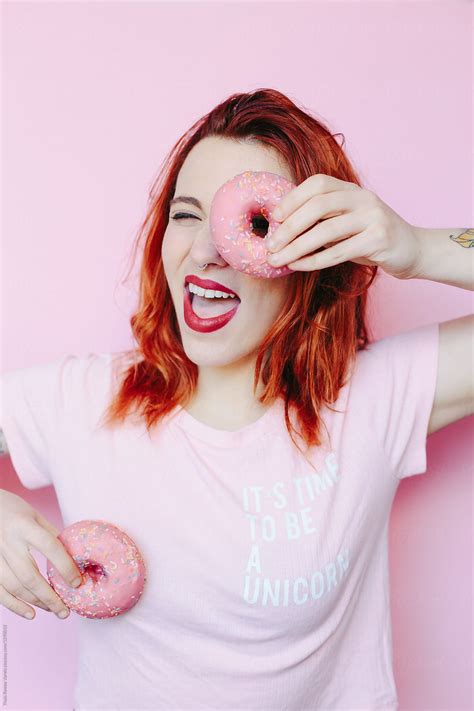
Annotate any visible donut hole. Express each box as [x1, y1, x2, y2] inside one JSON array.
[[250, 211, 269, 239], [82, 561, 106, 584]]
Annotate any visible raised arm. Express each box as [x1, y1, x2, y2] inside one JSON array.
[[428, 314, 474, 435], [0, 428, 8, 457]]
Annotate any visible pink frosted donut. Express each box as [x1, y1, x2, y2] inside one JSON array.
[[46, 519, 146, 619], [209, 170, 296, 278]]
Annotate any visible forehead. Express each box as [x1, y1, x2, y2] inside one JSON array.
[[173, 136, 293, 207]]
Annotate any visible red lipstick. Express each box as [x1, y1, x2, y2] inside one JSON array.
[[183, 283, 240, 333], [184, 274, 239, 297]]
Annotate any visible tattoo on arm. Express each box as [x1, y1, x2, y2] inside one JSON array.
[[449, 229, 474, 249]]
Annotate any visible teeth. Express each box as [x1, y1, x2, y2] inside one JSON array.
[[188, 282, 236, 299]]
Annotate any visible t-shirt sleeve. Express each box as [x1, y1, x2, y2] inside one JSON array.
[[0, 355, 78, 490], [367, 321, 440, 480]]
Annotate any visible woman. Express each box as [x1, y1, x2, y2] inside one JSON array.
[[1, 88, 472, 710]]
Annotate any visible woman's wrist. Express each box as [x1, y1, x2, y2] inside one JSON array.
[[411, 226, 474, 291]]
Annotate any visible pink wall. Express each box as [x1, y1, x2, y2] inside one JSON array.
[[1, 1, 472, 709]]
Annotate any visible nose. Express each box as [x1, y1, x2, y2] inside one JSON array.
[[189, 222, 228, 270]]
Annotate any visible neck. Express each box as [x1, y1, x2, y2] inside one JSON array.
[[185, 352, 272, 428]]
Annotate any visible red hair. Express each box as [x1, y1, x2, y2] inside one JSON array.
[[99, 88, 378, 461]]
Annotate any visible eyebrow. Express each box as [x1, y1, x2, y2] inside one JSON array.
[[169, 196, 203, 210]]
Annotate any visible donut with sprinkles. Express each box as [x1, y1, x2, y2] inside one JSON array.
[[46, 520, 146, 619], [209, 170, 296, 278]]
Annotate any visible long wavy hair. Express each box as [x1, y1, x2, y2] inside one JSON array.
[[99, 88, 378, 463]]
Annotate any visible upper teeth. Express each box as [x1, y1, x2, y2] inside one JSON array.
[[188, 282, 236, 299]]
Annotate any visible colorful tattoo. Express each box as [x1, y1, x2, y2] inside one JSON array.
[[449, 229, 474, 248]]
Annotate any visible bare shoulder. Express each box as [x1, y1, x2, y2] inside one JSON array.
[[0, 428, 9, 457]]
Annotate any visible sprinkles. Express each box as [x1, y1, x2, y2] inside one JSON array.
[[46, 519, 147, 620], [209, 170, 296, 279]]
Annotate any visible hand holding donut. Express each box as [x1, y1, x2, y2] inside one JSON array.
[[263, 173, 422, 280], [0, 489, 83, 620]]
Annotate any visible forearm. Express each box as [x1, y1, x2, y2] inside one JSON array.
[[412, 227, 474, 291]]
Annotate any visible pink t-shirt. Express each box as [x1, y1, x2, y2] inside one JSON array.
[[0, 322, 440, 710]]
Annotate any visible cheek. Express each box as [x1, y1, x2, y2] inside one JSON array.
[[161, 230, 179, 272], [162, 228, 192, 267], [161, 230, 170, 262], [250, 287, 288, 327]]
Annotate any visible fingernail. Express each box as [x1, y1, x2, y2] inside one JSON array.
[[71, 576, 82, 588], [266, 239, 276, 250], [273, 208, 282, 220], [57, 609, 69, 619]]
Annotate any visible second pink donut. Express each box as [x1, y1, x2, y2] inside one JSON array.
[[46, 519, 146, 619]]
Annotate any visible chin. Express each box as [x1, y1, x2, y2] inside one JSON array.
[[182, 345, 234, 368], [181, 339, 253, 369]]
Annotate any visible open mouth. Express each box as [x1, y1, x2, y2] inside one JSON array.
[[188, 284, 240, 317], [183, 284, 241, 333]]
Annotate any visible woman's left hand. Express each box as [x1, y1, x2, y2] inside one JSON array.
[[266, 174, 421, 279]]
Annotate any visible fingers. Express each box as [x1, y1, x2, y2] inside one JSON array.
[[34, 511, 60, 538], [268, 189, 360, 252], [26, 515, 83, 589], [267, 211, 368, 268], [272, 173, 360, 225], [0, 584, 36, 619], [0, 555, 50, 618], [0, 497, 83, 621], [2, 546, 71, 619], [0, 514, 83, 621]]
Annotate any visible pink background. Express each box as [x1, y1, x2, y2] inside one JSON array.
[[1, 1, 472, 709]]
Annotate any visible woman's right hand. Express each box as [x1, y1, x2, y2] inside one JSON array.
[[0, 489, 83, 620]]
